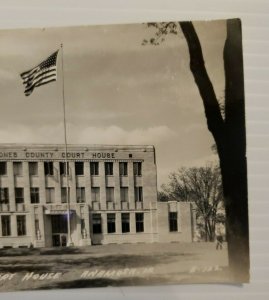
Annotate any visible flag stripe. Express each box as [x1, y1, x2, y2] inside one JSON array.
[[20, 50, 59, 96], [24, 68, 57, 88]]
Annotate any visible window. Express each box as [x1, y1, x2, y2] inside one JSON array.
[[134, 187, 143, 202], [135, 213, 144, 232], [92, 214, 102, 234], [17, 215, 26, 236], [0, 162, 7, 175], [44, 162, 54, 176], [1, 215, 11, 236], [29, 162, 38, 176], [61, 187, 70, 203], [119, 162, 128, 176], [90, 162, 99, 176], [105, 162, 113, 176], [91, 187, 100, 202], [30, 188, 39, 204], [107, 213, 116, 233], [13, 162, 23, 176], [75, 162, 84, 175], [60, 162, 69, 175], [169, 212, 178, 232], [106, 187, 114, 202], [133, 162, 142, 176], [120, 187, 129, 202], [121, 213, 130, 233], [15, 188, 24, 204], [35, 218, 40, 236], [46, 188, 55, 203], [76, 187, 85, 203], [0, 188, 9, 204]]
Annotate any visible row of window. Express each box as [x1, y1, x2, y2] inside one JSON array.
[[0, 161, 142, 177], [90, 212, 178, 234], [0, 186, 143, 204], [0, 212, 179, 237], [1, 215, 26, 236], [91, 213, 144, 234]]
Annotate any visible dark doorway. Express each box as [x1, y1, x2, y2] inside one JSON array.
[[51, 215, 68, 247]]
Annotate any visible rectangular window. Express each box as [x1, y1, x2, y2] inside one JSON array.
[[44, 161, 54, 176], [105, 162, 113, 176], [30, 188, 40, 204], [91, 187, 100, 202], [119, 162, 128, 176], [0, 188, 9, 204], [0, 162, 7, 175], [135, 213, 144, 233], [60, 162, 69, 175], [17, 215, 26, 236], [134, 187, 143, 202], [120, 187, 129, 202], [169, 212, 178, 232], [90, 162, 99, 176], [13, 162, 23, 176], [133, 162, 142, 176], [1, 215, 11, 236], [46, 187, 55, 203], [29, 162, 38, 176], [92, 214, 102, 234], [15, 188, 24, 204], [121, 213, 130, 233], [107, 213, 116, 233], [76, 187, 85, 203], [75, 162, 84, 175], [61, 187, 70, 203], [106, 187, 114, 202]]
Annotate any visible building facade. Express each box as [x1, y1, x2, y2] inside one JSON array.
[[0, 144, 194, 248]]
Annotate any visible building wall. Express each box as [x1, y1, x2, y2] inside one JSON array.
[[0, 144, 193, 248]]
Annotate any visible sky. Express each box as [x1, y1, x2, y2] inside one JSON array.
[[0, 20, 226, 187]]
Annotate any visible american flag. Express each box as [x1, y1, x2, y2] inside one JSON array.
[[20, 50, 59, 96]]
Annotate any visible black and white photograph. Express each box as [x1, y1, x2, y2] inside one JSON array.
[[0, 18, 249, 292]]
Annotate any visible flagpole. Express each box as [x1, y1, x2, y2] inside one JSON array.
[[60, 43, 73, 247]]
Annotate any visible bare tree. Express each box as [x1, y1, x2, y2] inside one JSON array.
[[143, 19, 249, 281]]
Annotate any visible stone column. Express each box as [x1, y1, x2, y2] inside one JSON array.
[[68, 161, 76, 204], [23, 162, 31, 206], [114, 161, 121, 209], [54, 161, 61, 204], [38, 162, 46, 204], [99, 162, 106, 210], [7, 162, 15, 212], [84, 161, 92, 206], [128, 162, 135, 210]]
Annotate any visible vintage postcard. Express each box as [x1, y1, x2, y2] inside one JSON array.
[[0, 19, 249, 292]]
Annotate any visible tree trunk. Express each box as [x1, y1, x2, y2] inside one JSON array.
[[180, 19, 249, 282]]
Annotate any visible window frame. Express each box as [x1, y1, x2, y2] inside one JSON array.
[[75, 162, 84, 176], [15, 187, 24, 204], [17, 215, 26, 236], [0, 188, 9, 204], [90, 162, 99, 176], [44, 161, 54, 176], [135, 213, 144, 233], [30, 187, 40, 204], [169, 212, 178, 232], [133, 162, 142, 176], [106, 187, 114, 202], [119, 162, 128, 176], [46, 187, 55, 204], [107, 213, 116, 234], [0, 162, 7, 176], [121, 213, 130, 233], [105, 162, 113, 176], [134, 186, 143, 202], [13, 161, 23, 176], [1, 215, 11, 236], [76, 187, 85, 203], [29, 162, 38, 176], [61, 187, 70, 203], [91, 187, 100, 202], [92, 213, 102, 234]]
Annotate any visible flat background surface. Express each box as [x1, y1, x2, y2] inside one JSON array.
[[0, 0, 268, 299]]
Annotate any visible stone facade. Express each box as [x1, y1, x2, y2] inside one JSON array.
[[0, 144, 195, 248]]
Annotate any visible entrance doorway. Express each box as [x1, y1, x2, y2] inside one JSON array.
[[51, 215, 68, 247]]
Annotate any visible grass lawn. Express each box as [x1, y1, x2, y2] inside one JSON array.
[[0, 242, 229, 292]]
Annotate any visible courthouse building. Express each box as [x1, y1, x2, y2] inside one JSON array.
[[0, 144, 195, 248]]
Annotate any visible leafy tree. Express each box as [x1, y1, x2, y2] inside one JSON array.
[[143, 19, 249, 281], [160, 164, 223, 242]]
